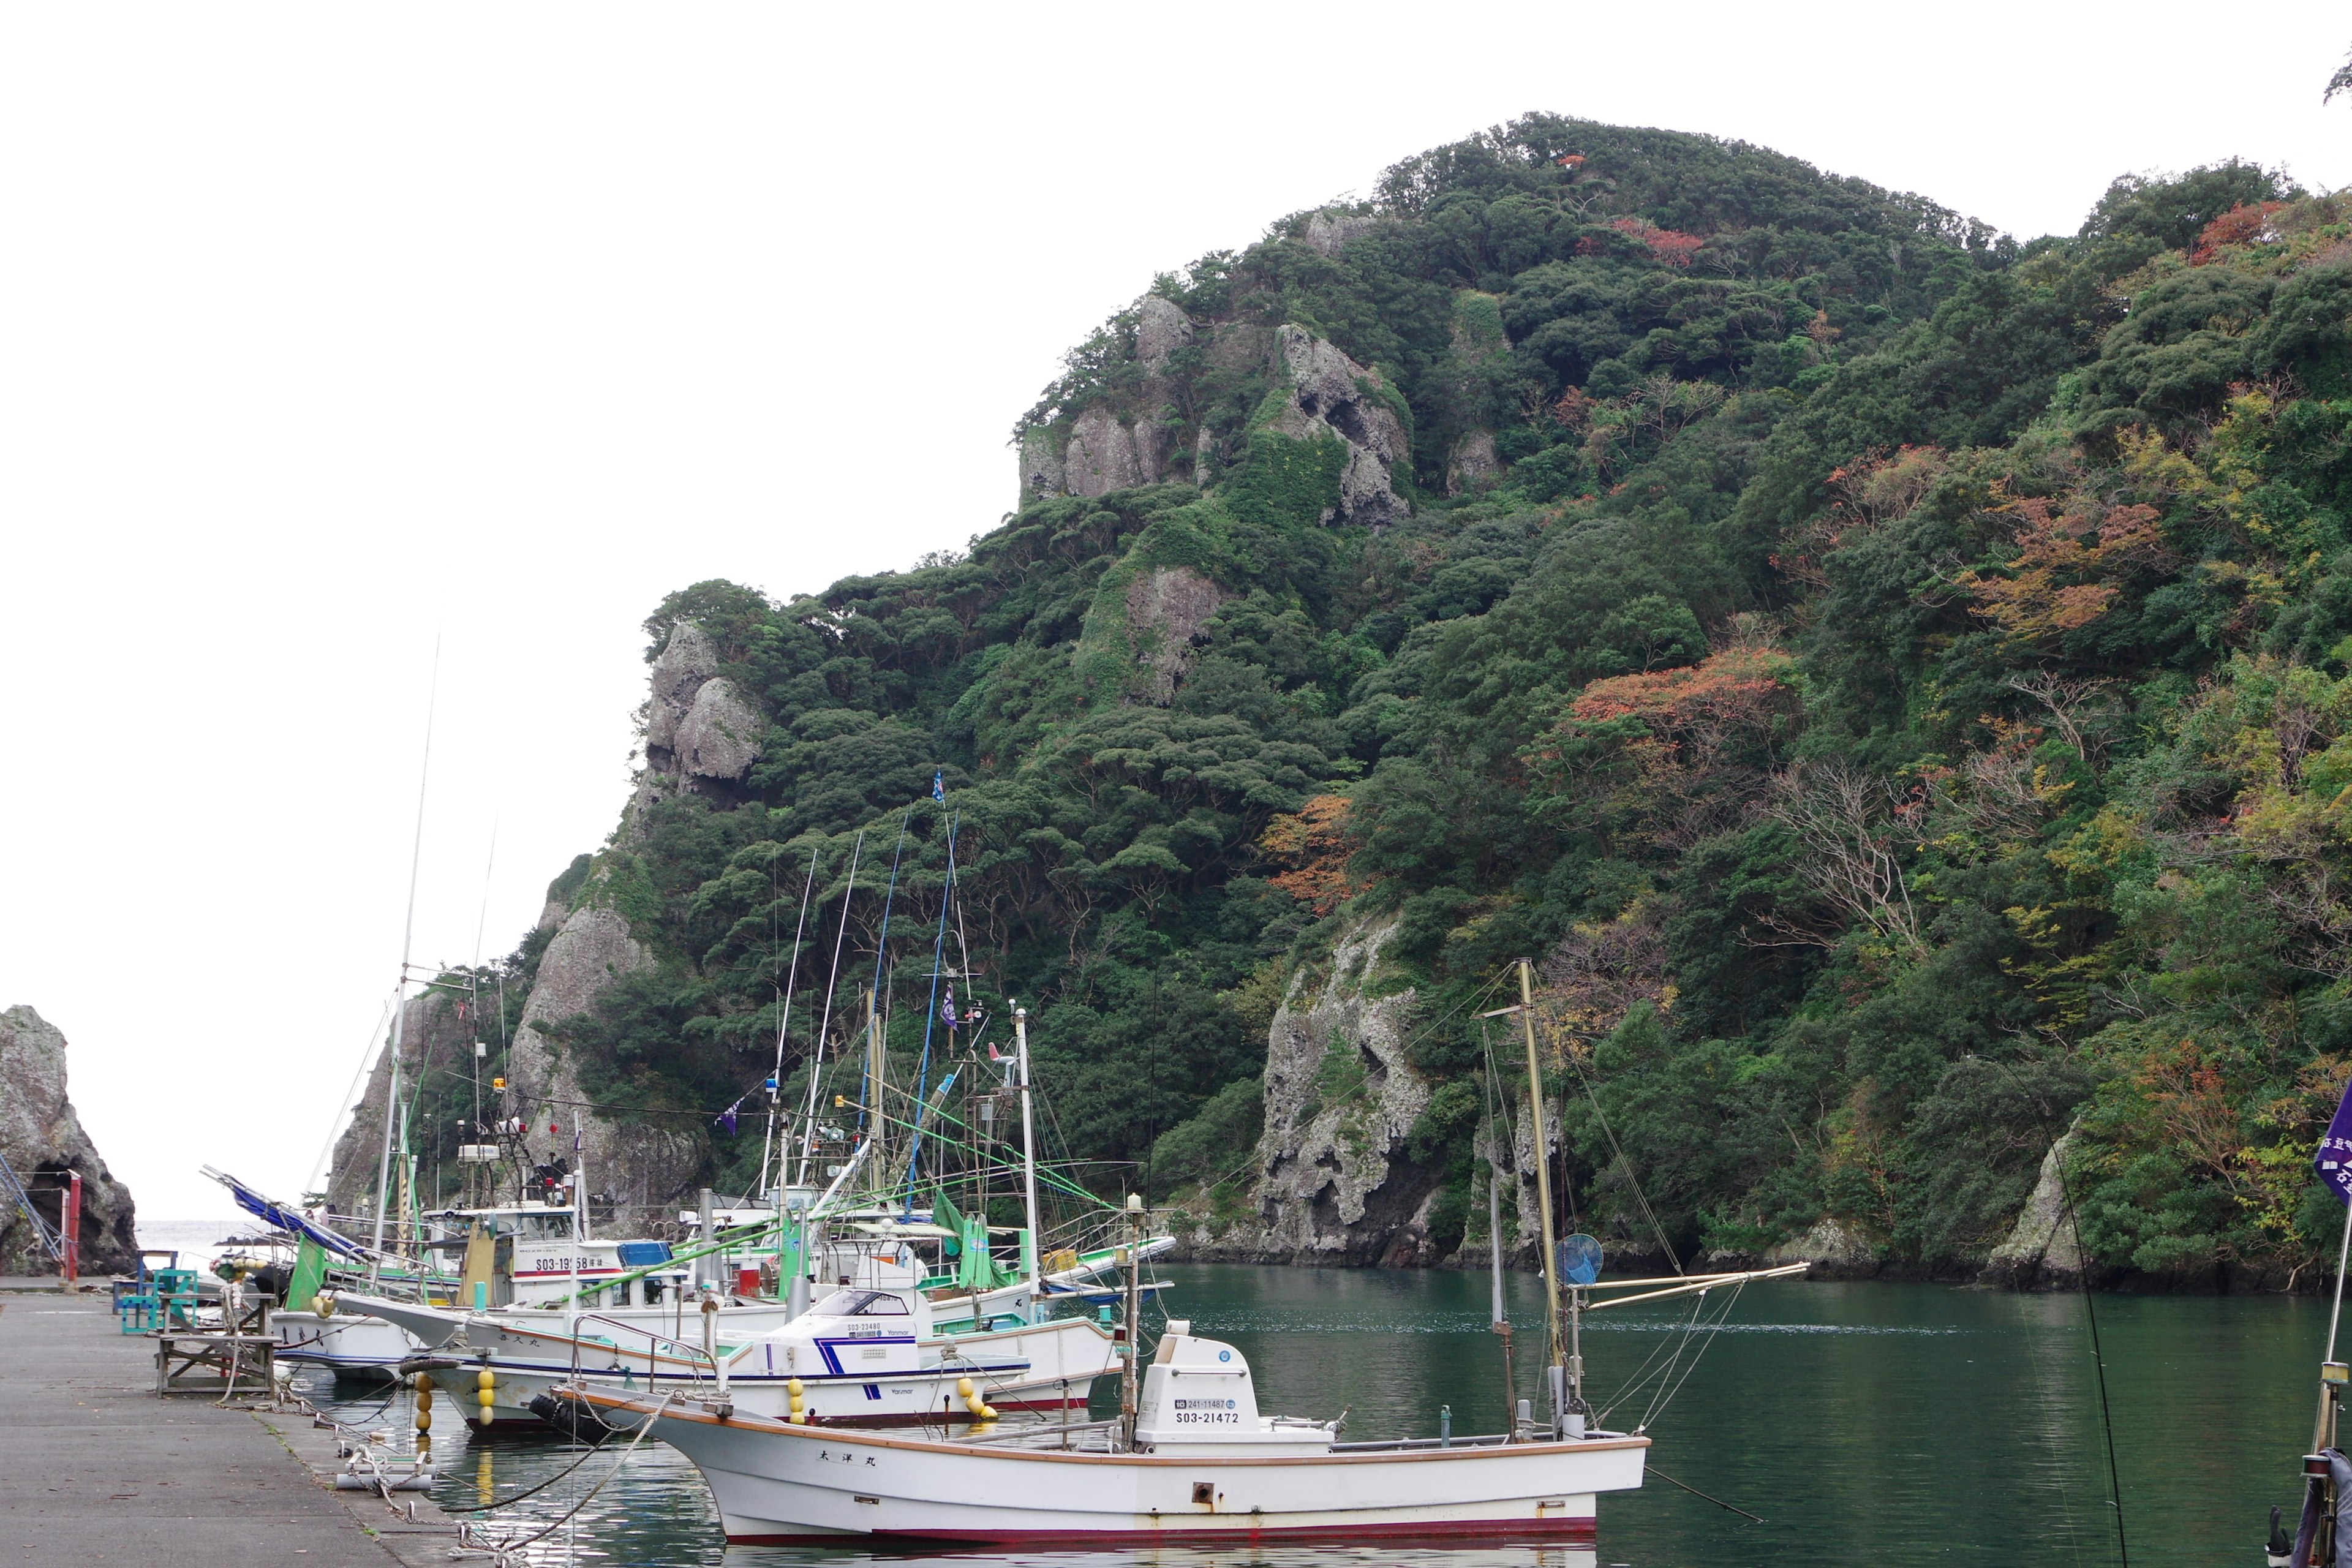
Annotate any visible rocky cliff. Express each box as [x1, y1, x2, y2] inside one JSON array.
[[1172, 920, 1452, 1266], [0, 1006, 137, 1275]]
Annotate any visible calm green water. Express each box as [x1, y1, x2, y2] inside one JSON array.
[[315, 1264, 2325, 1566]]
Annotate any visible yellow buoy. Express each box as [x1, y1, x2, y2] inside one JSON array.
[[956, 1377, 975, 1399], [415, 1411, 432, 1434], [314, 1294, 334, 1317], [477, 1368, 496, 1391], [977, 1403, 998, 1420]]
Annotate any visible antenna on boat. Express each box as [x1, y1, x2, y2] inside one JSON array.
[[369, 636, 439, 1287]]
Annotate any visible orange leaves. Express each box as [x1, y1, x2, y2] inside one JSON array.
[[1257, 794, 1359, 916], [1569, 644, 1798, 729], [1602, 216, 1705, 268], [1955, 492, 2176, 644], [2190, 202, 2287, 266]]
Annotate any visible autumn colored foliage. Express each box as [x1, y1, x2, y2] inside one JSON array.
[[1258, 794, 1359, 915], [1594, 216, 1705, 267], [1956, 491, 2175, 643], [2190, 201, 2287, 265]]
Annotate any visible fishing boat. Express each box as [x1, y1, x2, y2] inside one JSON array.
[[575, 1316, 1646, 1544], [465, 1280, 1121, 1432]]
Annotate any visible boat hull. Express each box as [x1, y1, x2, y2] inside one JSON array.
[[589, 1396, 1645, 1545], [271, 1311, 424, 1376]]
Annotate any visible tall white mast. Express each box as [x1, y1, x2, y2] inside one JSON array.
[[1015, 1004, 1041, 1318], [369, 640, 438, 1286]]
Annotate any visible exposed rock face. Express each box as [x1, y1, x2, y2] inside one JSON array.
[[674, 677, 762, 783], [1125, 565, 1229, 705], [1065, 407, 1142, 496], [1133, 419, 1180, 486], [644, 622, 719, 761], [1302, 211, 1381, 256], [1019, 426, 1066, 502], [1447, 431, 1501, 496], [0, 1007, 137, 1276], [326, 989, 473, 1221], [1270, 325, 1410, 527], [503, 906, 707, 1229], [1136, 295, 1194, 375], [636, 620, 765, 812], [1175, 921, 1442, 1265], [1982, 1131, 2084, 1289], [1763, 1217, 1882, 1275]]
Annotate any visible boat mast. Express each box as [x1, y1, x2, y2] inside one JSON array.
[[369, 643, 438, 1286], [1515, 957, 1569, 1436], [758, 851, 818, 1204], [793, 830, 864, 1188], [1120, 1192, 1144, 1452], [1015, 1004, 1041, 1319]]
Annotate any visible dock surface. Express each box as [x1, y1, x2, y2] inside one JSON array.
[[0, 1292, 396, 1566]]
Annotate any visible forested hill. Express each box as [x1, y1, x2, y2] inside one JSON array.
[[480, 112, 2352, 1286]]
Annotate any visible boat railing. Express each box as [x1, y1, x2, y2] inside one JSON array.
[[1330, 1431, 1515, 1452], [953, 1416, 1120, 1450], [571, 1313, 730, 1398]]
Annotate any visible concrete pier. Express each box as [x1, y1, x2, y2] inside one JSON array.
[[0, 1291, 417, 1566]]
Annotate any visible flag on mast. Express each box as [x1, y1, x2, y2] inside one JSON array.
[[2318, 1077, 2352, 1204]]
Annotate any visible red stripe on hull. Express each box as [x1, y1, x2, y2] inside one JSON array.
[[726, 1519, 1600, 1547]]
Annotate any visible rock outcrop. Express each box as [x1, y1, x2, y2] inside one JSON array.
[[1269, 325, 1411, 527], [1125, 565, 1229, 704], [1019, 426, 1066, 501], [1174, 921, 1444, 1265], [502, 905, 707, 1228], [1447, 431, 1500, 496], [674, 677, 763, 783], [1302, 211, 1382, 257], [0, 1006, 138, 1275], [1136, 295, 1194, 383], [1981, 1131, 2084, 1289], [1065, 407, 1142, 497], [643, 623, 764, 793], [326, 988, 476, 1221]]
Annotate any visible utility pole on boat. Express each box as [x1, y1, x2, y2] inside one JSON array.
[[1015, 1005, 1042, 1322], [1515, 957, 1570, 1438], [369, 643, 439, 1287]]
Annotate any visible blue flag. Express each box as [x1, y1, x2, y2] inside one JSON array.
[[2319, 1079, 2352, 1205], [932, 770, 946, 803]]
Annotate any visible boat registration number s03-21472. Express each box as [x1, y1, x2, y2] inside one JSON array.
[[1173, 1398, 1240, 1425]]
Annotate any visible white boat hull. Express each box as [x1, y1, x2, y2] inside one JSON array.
[[466, 1315, 1114, 1431], [584, 1395, 1646, 1545], [271, 1311, 425, 1376]]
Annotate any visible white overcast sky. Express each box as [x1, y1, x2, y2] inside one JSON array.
[[6, 2, 2349, 1221]]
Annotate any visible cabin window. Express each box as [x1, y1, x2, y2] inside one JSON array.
[[812, 1289, 910, 1317]]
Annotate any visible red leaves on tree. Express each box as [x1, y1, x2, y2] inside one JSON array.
[[2190, 202, 2287, 265], [1580, 217, 1705, 268]]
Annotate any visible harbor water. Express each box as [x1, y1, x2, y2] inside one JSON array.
[[304, 1261, 2314, 1566]]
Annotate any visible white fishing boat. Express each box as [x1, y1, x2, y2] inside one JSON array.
[[469, 1283, 1118, 1431], [575, 1319, 1646, 1544]]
